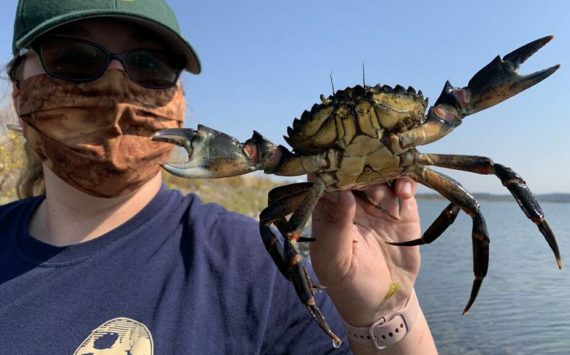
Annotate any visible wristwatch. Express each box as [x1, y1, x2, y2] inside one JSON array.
[[342, 289, 420, 350]]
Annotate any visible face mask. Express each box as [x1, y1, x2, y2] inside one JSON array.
[[18, 70, 185, 198]]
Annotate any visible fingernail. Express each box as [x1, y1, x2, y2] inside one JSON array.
[[401, 181, 412, 196]]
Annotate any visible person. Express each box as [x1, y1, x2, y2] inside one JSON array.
[[0, 0, 437, 354]]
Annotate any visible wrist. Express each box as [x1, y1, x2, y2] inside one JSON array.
[[342, 289, 420, 350]]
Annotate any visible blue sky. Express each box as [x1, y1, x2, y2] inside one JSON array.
[[1, 0, 569, 193]]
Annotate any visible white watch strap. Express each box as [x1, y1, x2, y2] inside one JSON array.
[[342, 289, 420, 349]]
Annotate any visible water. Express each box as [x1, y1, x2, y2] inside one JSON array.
[[415, 199, 570, 355]]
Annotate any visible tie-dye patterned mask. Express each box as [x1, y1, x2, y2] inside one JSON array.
[[18, 70, 185, 197]]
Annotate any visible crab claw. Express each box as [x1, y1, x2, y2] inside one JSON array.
[[151, 125, 281, 178], [434, 36, 560, 121], [151, 125, 251, 178], [399, 36, 559, 149]]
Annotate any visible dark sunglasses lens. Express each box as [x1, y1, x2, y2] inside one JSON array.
[[124, 50, 181, 88], [40, 38, 106, 80]]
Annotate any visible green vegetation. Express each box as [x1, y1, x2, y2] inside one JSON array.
[[0, 129, 24, 204], [0, 100, 24, 204], [162, 173, 281, 218]]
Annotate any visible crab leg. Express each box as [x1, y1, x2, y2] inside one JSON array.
[[260, 179, 343, 347], [265, 183, 319, 243], [259, 183, 314, 279], [268, 182, 315, 203], [406, 166, 490, 315], [416, 153, 563, 269], [398, 36, 560, 149], [260, 217, 322, 284], [389, 203, 461, 246]]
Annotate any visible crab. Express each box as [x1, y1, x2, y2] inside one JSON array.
[[152, 36, 562, 347]]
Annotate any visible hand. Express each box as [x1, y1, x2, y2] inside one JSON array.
[[310, 178, 421, 327]]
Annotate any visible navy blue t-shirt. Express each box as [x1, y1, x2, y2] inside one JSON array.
[[0, 185, 350, 354]]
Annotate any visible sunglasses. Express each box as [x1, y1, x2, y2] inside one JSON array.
[[27, 36, 184, 89]]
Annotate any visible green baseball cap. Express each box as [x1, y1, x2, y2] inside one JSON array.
[[13, 0, 201, 74]]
